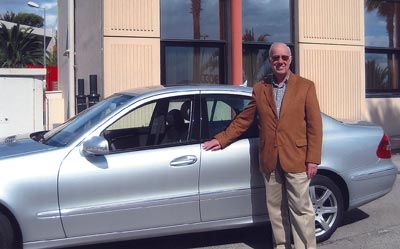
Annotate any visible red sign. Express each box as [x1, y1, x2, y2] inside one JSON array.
[[26, 65, 58, 91]]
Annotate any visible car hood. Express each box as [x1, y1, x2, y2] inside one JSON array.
[[0, 134, 56, 159]]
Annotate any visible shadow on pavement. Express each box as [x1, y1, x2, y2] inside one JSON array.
[[67, 224, 274, 249], [340, 208, 369, 226]]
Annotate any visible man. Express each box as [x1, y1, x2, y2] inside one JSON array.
[[203, 42, 323, 249]]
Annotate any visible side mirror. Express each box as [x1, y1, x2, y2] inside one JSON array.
[[80, 136, 109, 157]]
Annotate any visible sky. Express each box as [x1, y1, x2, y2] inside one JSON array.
[[2, 0, 58, 30]]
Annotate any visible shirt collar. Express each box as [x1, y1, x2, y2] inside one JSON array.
[[272, 72, 291, 88]]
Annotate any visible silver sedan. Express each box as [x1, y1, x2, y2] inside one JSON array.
[[0, 85, 397, 249]]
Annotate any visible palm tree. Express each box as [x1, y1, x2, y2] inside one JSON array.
[[365, 0, 396, 47], [0, 11, 44, 28], [365, 60, 389, 90], [0, 11, 16, 22], [0, 23, 43, 68]]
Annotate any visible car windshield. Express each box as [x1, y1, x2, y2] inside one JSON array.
[[39, 94, 135, 147]]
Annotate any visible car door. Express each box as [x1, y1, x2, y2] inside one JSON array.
[[199, 92, 267, 222], [58, 94, 201, 237]]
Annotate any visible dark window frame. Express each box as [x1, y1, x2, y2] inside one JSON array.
[[365, 46, 400, 98], [364, 0, 400, 98], [161, 40, 227, 85]]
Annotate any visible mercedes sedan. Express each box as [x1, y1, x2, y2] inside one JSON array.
[[0, 85, 397, 249]]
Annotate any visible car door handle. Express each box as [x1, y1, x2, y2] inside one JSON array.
[[170, 155, 198, 167]]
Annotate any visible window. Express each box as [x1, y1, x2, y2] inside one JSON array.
[[161, 0, 226, 85], [242, 0, 294, 86], [365, 0, 400, 96], [43, 94, 133, 147], [201, 94, 258, 140], [162, 42, 225, 84], [102, 96, 197, 152]]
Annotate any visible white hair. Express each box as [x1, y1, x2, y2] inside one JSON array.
[[268, 42, 292, 57]]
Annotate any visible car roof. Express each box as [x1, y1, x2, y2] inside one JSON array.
[[119, 84, 253, 98]]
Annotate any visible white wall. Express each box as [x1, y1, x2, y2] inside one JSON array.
[[0, 69, 45, 137]]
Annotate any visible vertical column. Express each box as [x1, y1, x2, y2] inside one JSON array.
[[231, 0, 242, 85], [67, 0, 75, 118]]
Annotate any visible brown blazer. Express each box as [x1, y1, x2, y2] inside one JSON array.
[[215, 73, 323, 173]]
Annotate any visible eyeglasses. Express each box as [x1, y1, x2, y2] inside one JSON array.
[[271, 55, 291, 62]]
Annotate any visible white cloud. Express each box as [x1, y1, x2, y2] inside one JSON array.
[[42, 2, 57, 10], [46, 14, 57, 29]]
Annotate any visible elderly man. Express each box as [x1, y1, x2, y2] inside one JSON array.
[[203, 42, 323, 249]]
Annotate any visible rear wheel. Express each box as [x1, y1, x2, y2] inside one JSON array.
[[0, 213, 14, 249], [310, 175, 344, 242]]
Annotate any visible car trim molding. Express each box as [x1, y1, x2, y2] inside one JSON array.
[[59, 194, 199, 217]]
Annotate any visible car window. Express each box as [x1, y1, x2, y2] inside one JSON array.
[[42, 94, 133, 147], [102, 95, 196, 152], [107, 103, 156, 130], [202, 94, 258, 140]]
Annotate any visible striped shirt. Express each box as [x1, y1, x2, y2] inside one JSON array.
[[272, 73, 290, 118]]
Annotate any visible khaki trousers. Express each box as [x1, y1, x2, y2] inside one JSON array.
[[264, 164, 316, 249]]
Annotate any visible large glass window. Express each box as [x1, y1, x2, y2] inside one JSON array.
[[161, 0, 223, 40], [162, 42, 224, 84], [161, 0, 226, 85], [242, 0, 293, 86], [365, 0, 400, 96], [242, 0, 292, 43]]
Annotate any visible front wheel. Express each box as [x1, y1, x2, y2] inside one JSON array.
[[310, 175, 344, 242], [0, 213, 14, 249]]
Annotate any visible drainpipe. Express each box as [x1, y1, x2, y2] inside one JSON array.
[[68, 0, 76, 118], [231, 0, 242, 85]]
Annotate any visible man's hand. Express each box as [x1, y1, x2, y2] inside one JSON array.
[[307, 163, 318, 179], [203, 139, 222, 151]]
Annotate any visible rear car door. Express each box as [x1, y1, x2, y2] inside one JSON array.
[[199, 92, 267, 222], [58, 94, 201, 237]]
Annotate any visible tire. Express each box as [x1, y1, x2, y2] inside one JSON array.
[[0, 213, 14, 249], [310, 175, 344, 243]]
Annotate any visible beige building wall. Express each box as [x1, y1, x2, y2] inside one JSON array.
[[299, 44, 366, 120], [365, 98, 400, 136], [103, 0, 161, 97], [65, 0, 400, 137], [46, 91, 65, 129], [297, 0, 400, 136], [297, 0, 366, 121]]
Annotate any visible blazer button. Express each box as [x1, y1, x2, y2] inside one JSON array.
[[274, 144, 278, 148]]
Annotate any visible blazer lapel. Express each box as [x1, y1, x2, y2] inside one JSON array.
[[262, 81, 278, 119]]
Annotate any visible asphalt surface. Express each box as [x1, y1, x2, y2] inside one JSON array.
[[68, 154, 400, 249]]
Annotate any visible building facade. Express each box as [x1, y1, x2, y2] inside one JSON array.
[[58, 0, 400, 137]]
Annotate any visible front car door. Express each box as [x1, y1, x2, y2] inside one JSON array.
[[58, 94, 201, 237], [199, 92, 267, 222]]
